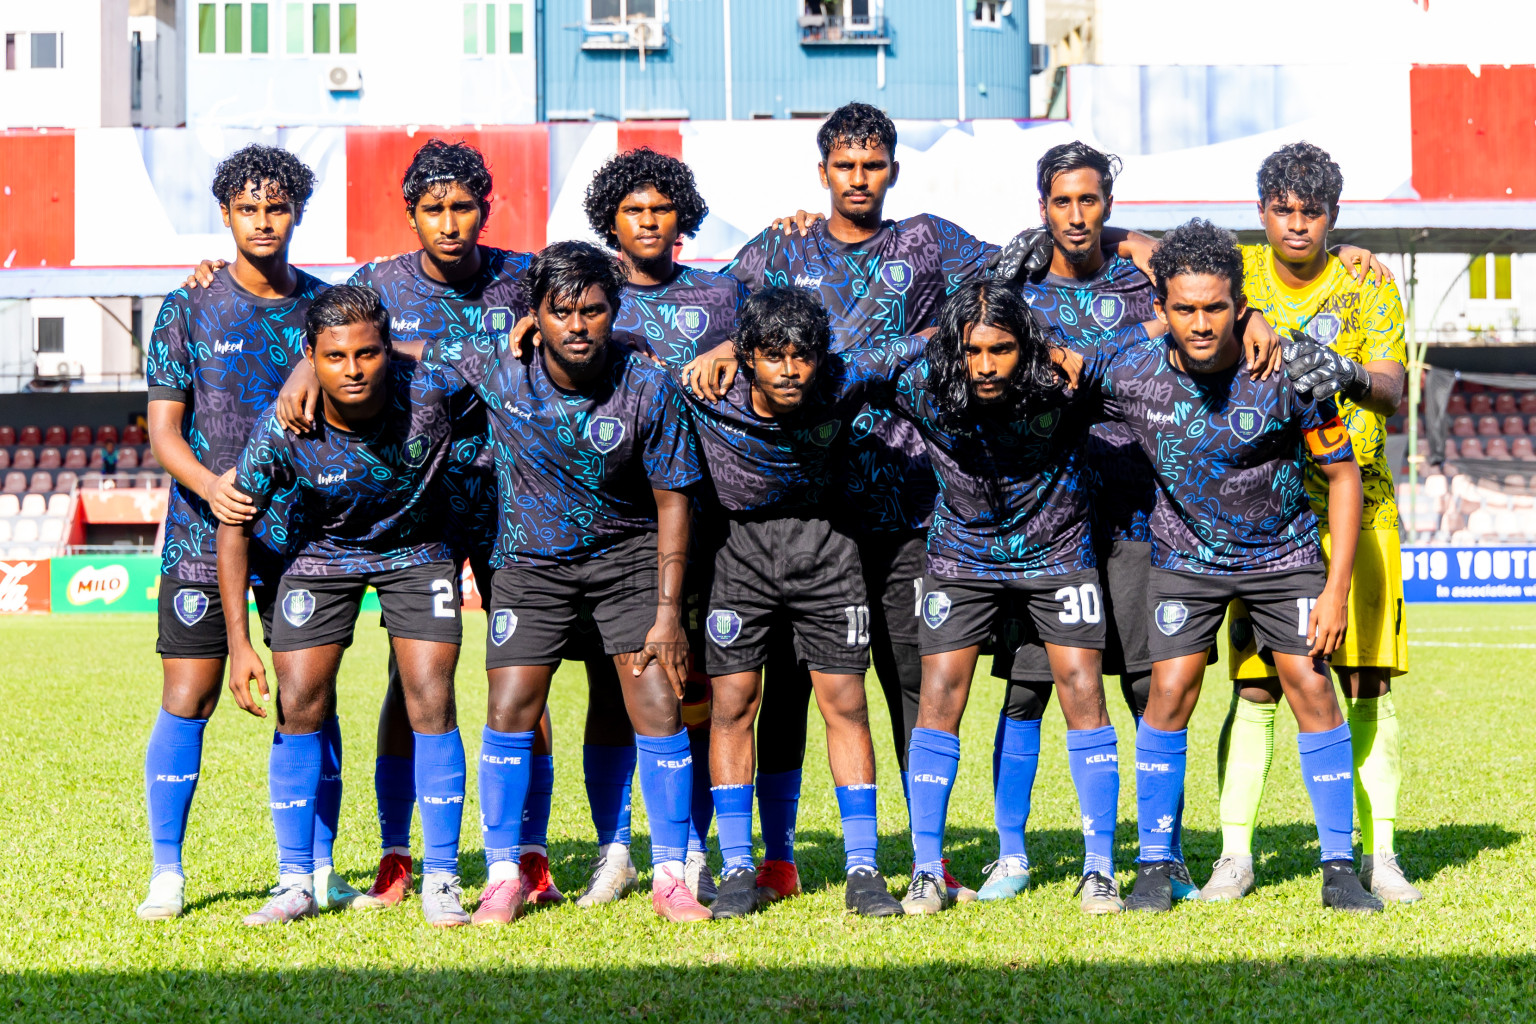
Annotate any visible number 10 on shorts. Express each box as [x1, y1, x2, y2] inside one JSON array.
[[1055, 583, 1101, 625], [845, 605, 870, 645]]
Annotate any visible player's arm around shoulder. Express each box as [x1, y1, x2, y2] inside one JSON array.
[[1303, 398, 1362, 656]]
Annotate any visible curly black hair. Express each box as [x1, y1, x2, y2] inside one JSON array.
[[523, 240, 627, 313], [1257, 141, 1343, 209], [582, 148, 709, 248], [1036, 140, 1120, 200], [817, 102, 897, 160], [732, 287, 831, 381], [925, 280, 1065, 429], [211, 143, 316, 207], [402, 139, 494, 212], [304, 284, 390, 349], [1148, 218, 1244, 302]]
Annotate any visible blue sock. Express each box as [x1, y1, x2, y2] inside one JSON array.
[[900, 769, 912, 834], [1067, 725, 1121, 877], [756, 769, 801, 863], [1298, 723, 1356, 862], [995, 714, 1041, 862], [313, 716, 342, 869], [687, 728, 713, 854], [1135, 711, 1186, 863], [583, 744, 635, 847], [521, 754, 554, 851], [908, 727, 961, 877], [634, 730, 693, 866], [712, 784, 755, 872], [480, 728, 533, 868], [1134, 721, 1186, 864], [269, 730, 322, 878], [835, 785, 879, 872], [374, 754, 415, 851], [414, 729, 466, 876], [144, 709, 206, 876]]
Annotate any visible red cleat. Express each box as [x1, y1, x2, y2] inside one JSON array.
[[755, 859, 802, 903], [520, 851, 565, 906], [353, 852, 412, 910]]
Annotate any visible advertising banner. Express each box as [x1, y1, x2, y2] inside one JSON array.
[[1402, 546, 1536, 602], [78, 489, 168, 524], [0, 559, 51, 614], [49, 555, 161, 613]]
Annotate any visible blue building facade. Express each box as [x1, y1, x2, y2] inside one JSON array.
[[538, 0, 1032, 121]]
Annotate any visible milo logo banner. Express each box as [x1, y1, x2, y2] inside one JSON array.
[[49, 555, 160, 613]]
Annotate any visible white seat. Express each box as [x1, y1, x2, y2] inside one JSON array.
[[0, 494, 19, 517], [1449, 529, 1474, 546], [1424, 473, 1448, 498], [5, 545, 30, 559], [1495, 510, 1520, 540], [18, 494, 45, 517], [46, 493, 71, 517], [39, 518, 63, 543], [0, 519, 11, 543], [12, 519, 38, 543], [1465, 510, 1495, 539]]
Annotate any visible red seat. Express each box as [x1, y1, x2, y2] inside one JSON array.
[[1452, 415, 1476, 437], [0, 426, 14, 446], [0, 450, 7, 470], [26, 471, 52, 493], [1471, 393, 1494, 415], [1478, 415, 1502, 437], [122, 425, 145, 445], [2, 471, 25, 494], [37, 447, 61, 470], [1505, 416, 1527, 436], [96, 425, 119, 444], [1514, 437, 1536, 461], [52, 470, 78, 493], [1446, 394, 1468, 416], [140, 449, 162, 471], [64, 447, 86, 469], [1521, 393, 1536, 416], [1461, 437, 1488, 459], [1443, 439, 1460, 460], [1495, 393, 1518, 416], [18, 426, 40, 446], [118, 447, 140, 469], [42, 426, 66, 446], [1487, 438, 1513, 460], [68, 425, 92, 446], [1529, 415, 1536, 437], [12, 449, 35, 470], [88, 448, 104, 470]]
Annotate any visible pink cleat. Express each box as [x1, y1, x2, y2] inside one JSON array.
[[472, 877, 526, 925], [652, 866, 711, 923]]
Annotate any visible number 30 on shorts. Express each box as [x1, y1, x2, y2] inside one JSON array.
[[1054, 583, 1102, 625]]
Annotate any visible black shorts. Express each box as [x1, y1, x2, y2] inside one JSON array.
[[485, 532, 658, 669], [1146, 563, 1328, 662], [857, 529, 925, 648], [704, 515, 869, 676], [1005, 540, 1151, 682], [156, 576, 279, 658], [920, 569, 1107, 658], [270, 562, 463, 653]]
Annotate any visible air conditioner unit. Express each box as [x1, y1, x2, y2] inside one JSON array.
[[37, 359, 82, 379], [326, 64, 362, 92]]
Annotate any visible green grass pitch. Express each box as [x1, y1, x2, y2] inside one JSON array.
[[1, 604, 1532, 1022]]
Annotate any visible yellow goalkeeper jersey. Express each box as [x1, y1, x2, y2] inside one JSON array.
[[1240, 244, 1407, 530]]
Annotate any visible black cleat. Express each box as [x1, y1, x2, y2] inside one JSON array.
[[844, 868, 903, 917], [1321, 860, 1384, 914], [709, 867, 761, 919], [1124, 861, 1174, 913]]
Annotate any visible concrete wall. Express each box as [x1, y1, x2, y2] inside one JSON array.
[[0, 0, 130, 129]]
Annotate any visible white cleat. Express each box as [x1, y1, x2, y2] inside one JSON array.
[[136, 871, 185, 921], [1202, 856, 1255, 902], [1362, 853, 1423, 904], [576, 844, 638, 908]]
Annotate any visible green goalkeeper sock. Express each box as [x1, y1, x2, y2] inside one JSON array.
[[1217, 695, 1276, 858], [1346, 693, 1400, 857]]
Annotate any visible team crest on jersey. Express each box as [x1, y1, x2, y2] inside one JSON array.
[[1090, 293, 1126, 328], [589, 416, 625, 453], [1229, 406, 1262, 443], [809, 420, 841, 447], [1029, 409, 1061, 437], [403, 434, 430, 468], [490, 609, 518, 646], [484, 306, 513, 337], [880, 260, 914, 295], [922, 591, 952, 630], [282, 589, 316, 628], [173, 588, 209, 627], [675, 306, 709, 343], [1306, 313, 1341, 346], [1154, 601, 1188, 636], [706, 609, 742, 647]]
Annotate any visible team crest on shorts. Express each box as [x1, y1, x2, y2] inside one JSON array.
[[1091, 293, 1126, 328], [1029, 409, 1060, 437], [1229, 406, 1262, 443], [490, 609, 518, 646], [706, 609, 742, 647], [403, 434, 430, 468], [675, 306, 709, 343], [173, 588, 209, 627], [282, 589, 316, 628], [880, 260, 914, 295], [922, 591, 952, 630], [484, 306, 513, 337], [809, 420, 841, 447], [1306, 312, 1341, 345], [589, 416, 625, 454], [1154, 600, 1188, 636]]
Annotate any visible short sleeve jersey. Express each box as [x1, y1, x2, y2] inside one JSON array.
[[1019, 256, 1157, 545], [725, 215, 998, 532], [425, 333, 702, 567], [233, 359, 466, 576], [1240, 244, 1406, 529], [348, 247, 532, 560], [682, 340, 918, 515], [1095, 332, 1356, 574], [145, 266, 328, 585], [613, 264, 747, 367], [889, 359, 1097, 580]]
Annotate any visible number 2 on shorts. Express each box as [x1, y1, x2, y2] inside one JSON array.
[[1055, 583, 1101, 625], [432, 578, 456, 619]]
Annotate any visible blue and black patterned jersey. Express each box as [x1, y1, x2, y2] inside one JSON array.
[[348, 247, 532, 563], [1019, 256, 1158, 546], [614, 264, 746, 367], [682, 339, 919, 516], [233, 359, 466, 576], [889, 359, 1097, 581], [146, 266, 328, 585], [725, 216, 997, 532], [1094, 333, 1356, 574], [426, 333, 702, 567]]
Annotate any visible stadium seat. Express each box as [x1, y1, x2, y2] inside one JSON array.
[[87, 449, 104, 470], [69, 425, 92, 446], [26, 472, 51, 494], [1487, 438, 1513, 460], [1514, 437, 1536, 461], [17, 427, 40, 446], [63, 447, 86, 469], [37, 447, 61, 469], [1496, 393, 1518, 416], [1504, 416, 1526, 436], [1522, 393, 1536, 416], [136, 471, 161, 488], [0, 520, 10, 543], [1504, 474, 1528, 491], [2, 472, 26, 495], [0, 495, 17, 517], [1461, 438, 1487, 459], [1471, 393, 1494, 416], [96, 425, 119, 445], [122, 425, 145, 444], [12, 519, 37, 544], [1452, 415, 1475, 437], [0, 450, 8, 470], [141, 449, 161, 470], [1528, 415, 1536, 436], [0, 426, 13, 446], [38, 517, 63, 544], [1424, 473, 1449, 498], [1466, 509, 1495, 539], [1447, 394, 1468, 416], [19, 493, 46, 517], [118, 447, 140, 469], [51, 472, 77, 495], [42, 426, 65, 446], [1442, 439, 1459, 460], [12, 449, 35, 470], [1478, 415, 1502, 437]]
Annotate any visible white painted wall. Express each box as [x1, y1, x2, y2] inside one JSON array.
[[0, 0, 130, 129], [128, 10, 183, 126]]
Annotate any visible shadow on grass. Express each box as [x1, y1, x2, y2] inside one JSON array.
[[181, 888, 274, 914], [8, 955, 1535, 1023]]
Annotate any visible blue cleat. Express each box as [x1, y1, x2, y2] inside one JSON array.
[[1170, 860, 1202, 901], [975, 856, 1031, 901]]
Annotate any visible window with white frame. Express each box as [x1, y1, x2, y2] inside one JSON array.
[[972, 1, 1010, 26], [589, 0, 658, 23], [463, 4, 528, 55], [196, 3, 355, 55], [1469, 254, 1513, 302]]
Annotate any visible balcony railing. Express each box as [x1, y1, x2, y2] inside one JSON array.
[[798, 14, 888, 45]]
